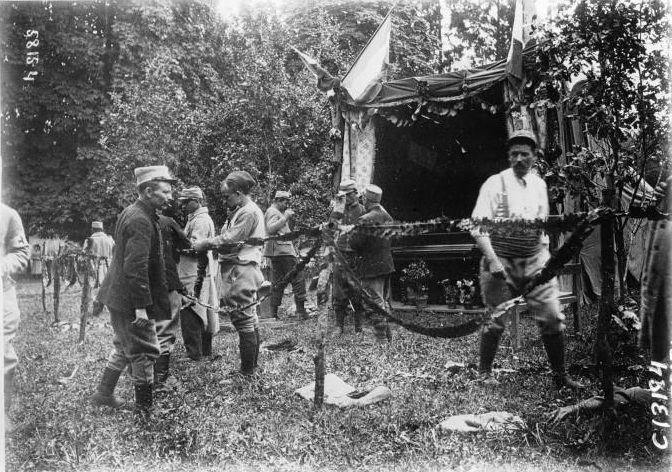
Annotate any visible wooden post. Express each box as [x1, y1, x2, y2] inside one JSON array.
[[313, 333, 325, 408], [53, 245, 61, 324], [40, 244, 47, 313], [78, 255, 92, 344]]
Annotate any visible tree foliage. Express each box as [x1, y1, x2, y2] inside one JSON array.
[[1, 0, 443, 238]]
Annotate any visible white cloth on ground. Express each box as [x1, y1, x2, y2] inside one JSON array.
[[295, 373, 391, 409]]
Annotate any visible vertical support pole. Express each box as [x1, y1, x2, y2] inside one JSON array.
[[53, 244, 62, 324], [313, 333, 325, 408], [79, 254, 92, 344]]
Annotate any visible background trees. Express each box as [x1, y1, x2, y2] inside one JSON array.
[[1, 0, 446, 238]]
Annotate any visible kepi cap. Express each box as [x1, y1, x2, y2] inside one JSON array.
[[337, 179, 357, 196], [507, 130, 537, 149], [178, 187, 204, 200], [134, 165, 176, 186], [224, 170, 257, 194], [91, 221, 103, 230], [364, 184, 382, 203], [274, 190, 291, 200]]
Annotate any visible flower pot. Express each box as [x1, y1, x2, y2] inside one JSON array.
[[415, 295, 429, 308]]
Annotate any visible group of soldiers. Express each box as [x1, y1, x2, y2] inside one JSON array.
[[5, 129, 668, 429]]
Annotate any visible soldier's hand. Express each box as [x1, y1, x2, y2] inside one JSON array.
[[285, 209, 295, 219], [192, 239, 210, 252], [131, 308, 150, 328], [489, 259, 506, 280]]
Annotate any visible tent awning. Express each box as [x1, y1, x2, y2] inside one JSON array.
[[340, 44, 537, 109]]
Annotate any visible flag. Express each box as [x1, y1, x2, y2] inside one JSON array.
[[506, 0, 537, 82], [291, 46, 339, 92], [342, 12, 392, 104]]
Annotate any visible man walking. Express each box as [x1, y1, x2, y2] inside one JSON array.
[[90, 165, 175, 419], [264, 190, 308, 320], [177, 187, 218, 361], [330, 179, 366, 334], [85, 220, 114, 317], [349, 184, 394, 342], [193, 171, 265, 378], [2, 204, 30, 433], [472, 130, 582, 389]]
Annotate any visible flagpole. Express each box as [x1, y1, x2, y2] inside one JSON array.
[[342, 1, 398, 83]]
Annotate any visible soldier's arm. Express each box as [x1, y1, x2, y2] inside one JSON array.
[[1, 209, 30, 276], [265, 209, 288, 235]]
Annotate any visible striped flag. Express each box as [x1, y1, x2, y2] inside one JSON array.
[[506, 0, 538, 82], [342, 11, 392, 104], [291, 46, 339, 92]]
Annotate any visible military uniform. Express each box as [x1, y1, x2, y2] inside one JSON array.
[[349, 185, 395, 341], [1, 204, 30, 432], [178, 195, 218, 360], [330, 180, 366, 333], [264, 191, 307, 319]]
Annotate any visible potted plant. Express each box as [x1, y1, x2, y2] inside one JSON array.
[[438, 279, 459, 308], [457, 278, 477, 309], [399, 260, 432, 307]]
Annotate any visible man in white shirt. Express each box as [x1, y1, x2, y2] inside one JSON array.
[[471, 130, 583, 389]]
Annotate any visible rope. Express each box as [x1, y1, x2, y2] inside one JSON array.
[[328, 207, 612, 339], [183, 237, 324, 319], [176, 206, 665, 251]]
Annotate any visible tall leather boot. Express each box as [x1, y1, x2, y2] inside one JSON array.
[[253, 328, 261, 370], [90, 367, 126, 408], [180, 306, 203, 361], [334, 307, 346, 334], [134, 383, 153, 422], [154, 354, 170, 389], [239, 331, 258, 376], [295, 298, 309, 320], [478, 330, 502, 385], [353, 310, 364, 334], [4, 370, 16, 434], [542, 333, 584, 389], [202, 332, 213, 358]]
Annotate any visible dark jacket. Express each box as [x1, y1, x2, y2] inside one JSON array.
[[97, 200, 170, 320], [158, 215, 190, 292], [349, 203, 395, 278], [330, 201, 365, 252]]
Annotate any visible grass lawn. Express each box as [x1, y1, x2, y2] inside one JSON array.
[[4, 278, 669, 472]]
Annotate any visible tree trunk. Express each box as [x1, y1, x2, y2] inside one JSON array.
[[78, 256, 91, 343], [614, 218, 627, 304], [595, 188, 615, 416]]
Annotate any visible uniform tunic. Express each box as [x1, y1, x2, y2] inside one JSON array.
[[1, 204, 30, 377], [178, 207, 218, 332], [96, 199, 168, 384], [208, 200, 265, 333], [86, 231, 115, 287], [263, 204, 306, 308]]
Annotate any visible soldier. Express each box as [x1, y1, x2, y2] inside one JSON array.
[[193, 171, 265, 378], [330, 180, 366, 334], [85, 220, 115, 317], [177, 187, 218, 361], [472, 130, 583, 389], [91, 165, 175, 419], [349, 185, 395, 342], [264, 190, 308, 320], [2, 204, 30, 433]]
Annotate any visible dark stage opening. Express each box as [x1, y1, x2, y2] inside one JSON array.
[[371, 90, 509, 303]]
